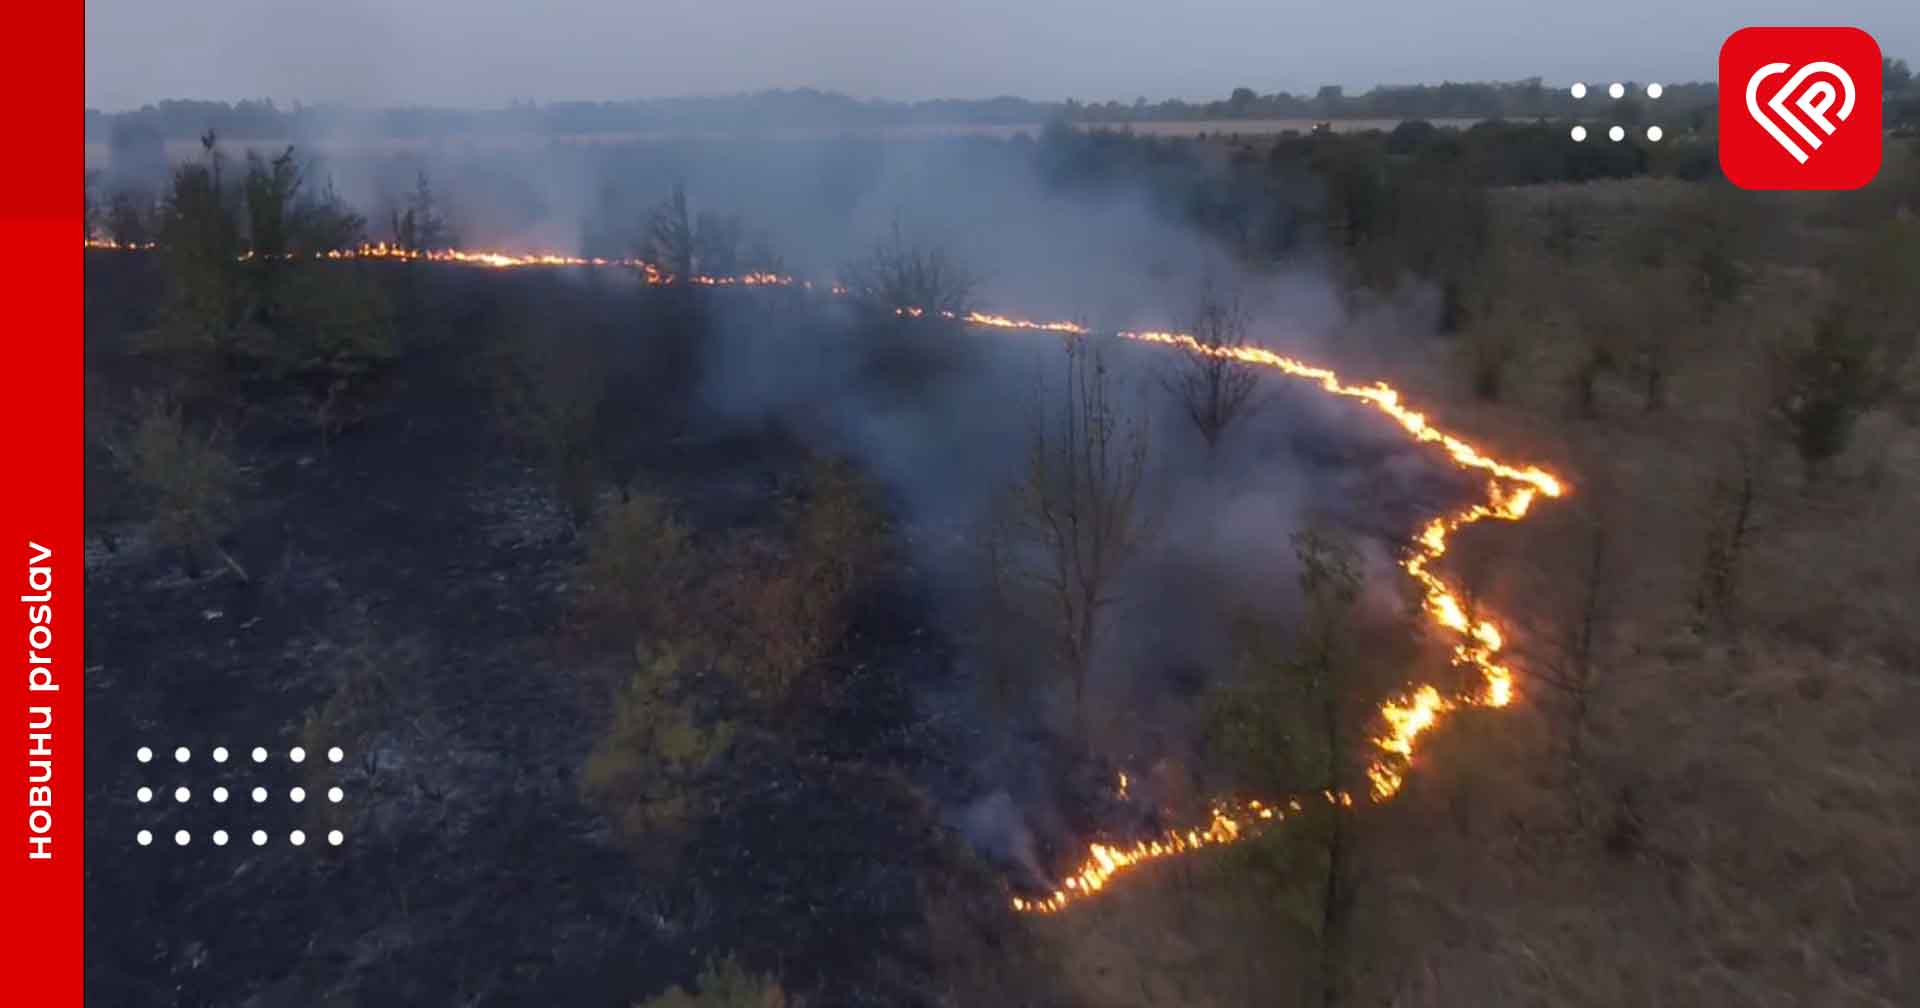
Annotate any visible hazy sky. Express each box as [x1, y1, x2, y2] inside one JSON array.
[[86, 0, 1919, 110]]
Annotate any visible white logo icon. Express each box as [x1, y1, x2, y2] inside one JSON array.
[[1745, 61, 1857, 163]]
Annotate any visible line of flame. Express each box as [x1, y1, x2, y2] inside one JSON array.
[[83, 238, 1564, 911], [86, 238, 793, 288], [902, 319, 1563, 911]]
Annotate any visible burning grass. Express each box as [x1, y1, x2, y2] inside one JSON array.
[[88, 235, 1573, 918]]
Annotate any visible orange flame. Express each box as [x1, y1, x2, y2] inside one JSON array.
[[84, 239, 1565, 910], [981, 321, 1562, 911]]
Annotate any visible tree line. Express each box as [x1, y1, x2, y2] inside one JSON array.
[[89, 59, 1916, 146]]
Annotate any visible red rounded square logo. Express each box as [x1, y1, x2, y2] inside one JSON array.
[[1719, 26, 1881, 190]]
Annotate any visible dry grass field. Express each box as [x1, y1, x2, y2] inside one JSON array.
[[1005, 163, 1920, 1007]]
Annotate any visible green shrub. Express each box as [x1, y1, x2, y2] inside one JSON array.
[[581, 648, 736, 857], [488, 331, 608, 524], [577, 493, 697, 638], [635, 957, 787, 1008], [117, 398, 244, 577]]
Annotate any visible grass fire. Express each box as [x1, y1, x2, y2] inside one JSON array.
[[80, 72, 1919, 1007]]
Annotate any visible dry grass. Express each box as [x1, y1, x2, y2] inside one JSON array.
[[1024, 845, 1317, 1008], [1342, 182, 1920, 1001], [1019, 175, 1918, 1006]]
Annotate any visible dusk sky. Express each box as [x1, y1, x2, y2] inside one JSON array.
[[86, 0, 1918, 110]]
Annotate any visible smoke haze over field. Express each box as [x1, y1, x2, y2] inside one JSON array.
[[85, 0, 1919, 110], [655, 134, 1481, 793]]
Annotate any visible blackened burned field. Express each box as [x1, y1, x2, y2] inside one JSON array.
[[82, 256, 1476, 1005]]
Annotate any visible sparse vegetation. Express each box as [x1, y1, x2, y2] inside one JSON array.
[[82, 101, 1920, 1008], [634, 957, 788, 1008], [1164, 282, 1261, 465], [113, 396, 245, 578], [487, 325, 608, 524], [583, 646, 739, 860], [840, 219, 978, 318], [1006, 336, 1150, 741], [575, 459, 889, 862]]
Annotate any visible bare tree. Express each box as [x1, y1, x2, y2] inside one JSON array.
[[84, 171, 99, 241], [390, 170, 452, 253], [1534, 506, 1619, 822], [840, 219, 978, 318], [1692, 438, 1759, 634], [1009, 336, 1150, 741], [1163, 281, 1261, 468], [1292, 527, 1362, 1008], [692, 209, 743, 276], [645, 183, 698, 281], [640, 183, 763, 283]]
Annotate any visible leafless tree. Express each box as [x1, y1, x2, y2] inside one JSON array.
[[390, 171, 452, 253], [840, 219, 978, 318], [1009, 336, 1150, 741], [1163, 281, 1261, 468], [645, 183, 698, 281], [1534, 506, 1619, 822], [641, 183, 766, 283], [1692, 438, 1759, 635], [1292, 527, 1362, 1008]]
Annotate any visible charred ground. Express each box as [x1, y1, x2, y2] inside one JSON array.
[[83, 122, 1920, 1007]]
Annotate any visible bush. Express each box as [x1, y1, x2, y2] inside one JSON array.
[[144, 142, 392, 427], [839, 221, 977, 318], [1773, 311, 1889, 477], [577, 494, 696, 640], [581, 647, 736, 858], [253, 262, 397, 442], [487, 329, 608, 524], [115, 398, 244, 578], [1773, 218, 1920, 477], [714, 458, 887, 709], [635, 957, 787, 1008]]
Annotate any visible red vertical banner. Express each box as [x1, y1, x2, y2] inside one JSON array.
[[2, 1, 84, 1004]]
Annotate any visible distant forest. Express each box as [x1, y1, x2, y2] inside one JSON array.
[[84, 79, 1743, 141], [87, 60, 1919, 147]]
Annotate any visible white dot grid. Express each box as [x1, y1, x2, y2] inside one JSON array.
[[1568, 79, 1664, 143], [135, 744, 350, 849]]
